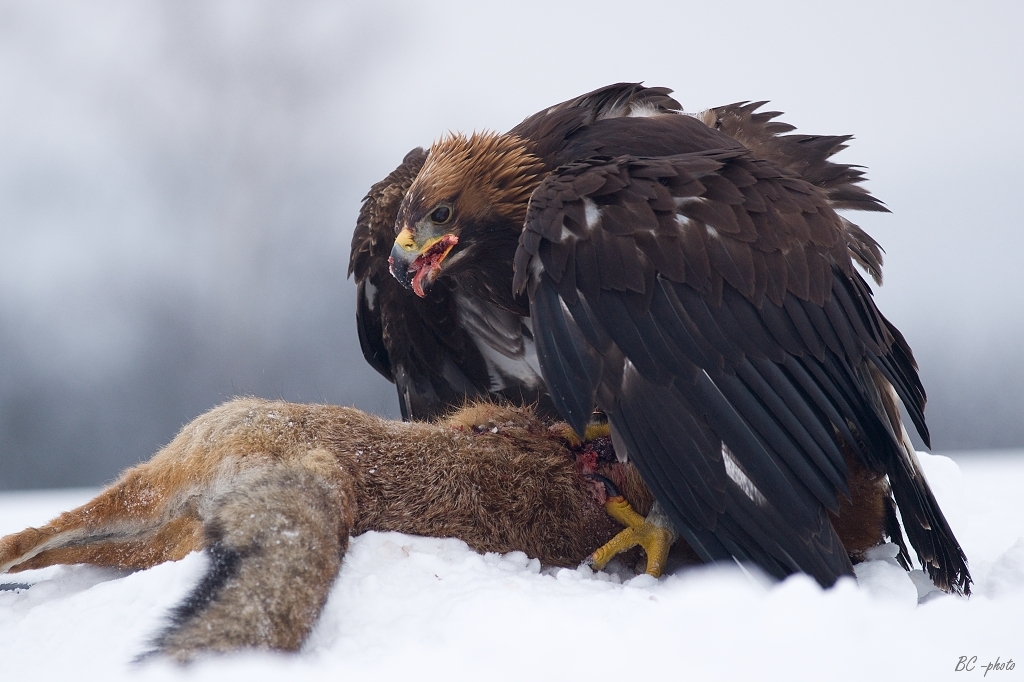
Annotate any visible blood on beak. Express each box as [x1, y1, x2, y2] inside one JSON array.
[[389, 231, 459, 297]]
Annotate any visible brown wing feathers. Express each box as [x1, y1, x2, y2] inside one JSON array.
[[351, 148, 428, 283], [515, 149, 852, 310], [704, 101, 887, 284], [350, 147, 429, 382], [515, 100, 968, 590], [705, 102, 886, 212]]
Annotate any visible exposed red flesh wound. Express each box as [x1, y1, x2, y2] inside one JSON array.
[[590, 478, 609, 505], [410, 234, 458, 298], [576, 448, 599, 475]]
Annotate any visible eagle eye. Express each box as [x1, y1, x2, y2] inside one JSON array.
[[430, 205, 452, 225]]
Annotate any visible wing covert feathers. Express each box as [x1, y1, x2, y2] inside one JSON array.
[[515, 149, 852, 309], [515, 101, 968, 591], [702, 101, 887, 284]]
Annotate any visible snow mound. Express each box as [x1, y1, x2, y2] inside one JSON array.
[[2, 452, 1024, 681]]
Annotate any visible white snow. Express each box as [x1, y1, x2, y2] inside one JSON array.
[[2, 453, 1024, 681]]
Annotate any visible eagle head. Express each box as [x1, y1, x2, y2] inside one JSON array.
[[389, 132, 545, 298]]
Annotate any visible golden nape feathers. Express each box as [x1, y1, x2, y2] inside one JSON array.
[[400, 132, 545, 227]]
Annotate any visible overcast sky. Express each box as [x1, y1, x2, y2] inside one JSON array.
[[1, 0, 1022, 489]]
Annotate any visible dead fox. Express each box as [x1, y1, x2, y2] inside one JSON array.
[[0, 398, 900, 661], [0, 398, 663, 660]]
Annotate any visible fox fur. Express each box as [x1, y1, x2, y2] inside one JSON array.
[[0, 399, 653, 660], [0, 398, 894, 661]]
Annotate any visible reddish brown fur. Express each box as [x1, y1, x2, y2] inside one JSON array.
[[0, 399, 627, 576], [830, 447, 890, 561], [11, 516, 203, 572], [0, 399, 639, 660]]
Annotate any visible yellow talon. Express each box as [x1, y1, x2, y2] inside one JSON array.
[[553, 421, 611, 448], [590, 496, 674, 578]]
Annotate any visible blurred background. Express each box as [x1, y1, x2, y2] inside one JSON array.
[[0, 0, 1021, 490]]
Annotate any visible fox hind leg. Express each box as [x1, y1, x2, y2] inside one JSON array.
[[3, 515, 204, 573], [0, 470, 205, 575]]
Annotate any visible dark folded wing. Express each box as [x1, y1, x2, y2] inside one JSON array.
[[351, 147, 421, 382], [514, 150, 969, 592], [509, 82, 683, 162], [350, 148, 549, 420], [704, 101, 887, 284]]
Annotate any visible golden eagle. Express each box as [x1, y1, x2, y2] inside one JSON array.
[[350, 84, 970, 594]]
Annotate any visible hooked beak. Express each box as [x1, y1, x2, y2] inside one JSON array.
[[388, 228, 459, 298]]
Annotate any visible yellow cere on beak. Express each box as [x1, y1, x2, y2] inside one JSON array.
[[395, 231, 453, 258], [395, 228, 419, 253]]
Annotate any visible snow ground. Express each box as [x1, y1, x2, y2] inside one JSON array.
[[1, 453, 1022, 681]]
